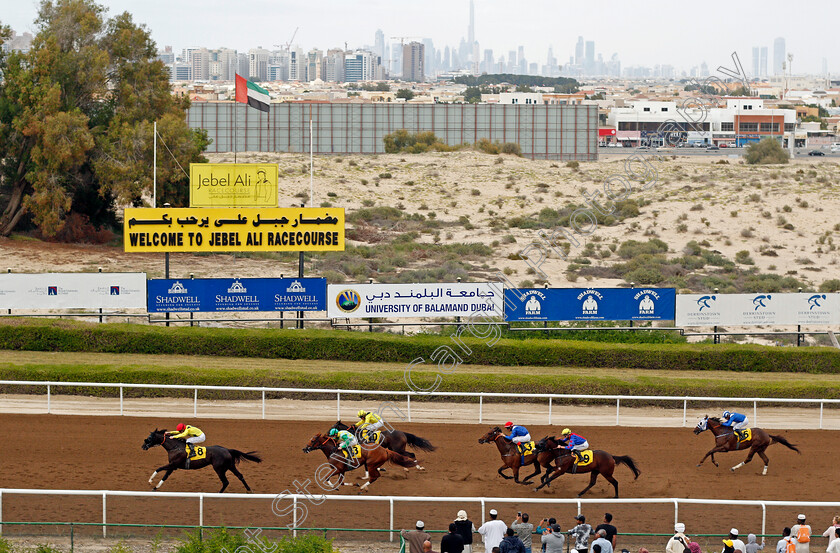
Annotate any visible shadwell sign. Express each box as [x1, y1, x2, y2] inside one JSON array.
[[189, 163, 278, 207]]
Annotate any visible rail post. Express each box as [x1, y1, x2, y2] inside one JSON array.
[[120, 386, 124, 416], [199, 495, 204, 527], [47, 384, 51, 414], [194, 388, 198, 417], [616, 398, 620, 425], [548, 397, 552, 425], [674, 499, 679, 529], [820, 401, 824, 429], [683, 399, 687, 427], [479, 395, 483, 424], [261, 390, 266, 420], [102, 492, 107, 538], [70, 522, 74, 553], [753, 401, 757, 426], [577, 500, 581, 516], [761, 502, 766, 542], [407, 394, 411, 422], [481, 499, 486, 526], [337, 392, 341, 420], [292, 496, 298, 538], [390, 498, 394, 542]]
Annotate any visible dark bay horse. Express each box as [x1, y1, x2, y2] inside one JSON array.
[[331, 421, 436, 460], [142, 429, 262, 493], [478, 427, 556, 484], [533, 436, 641, 498], [303, 433, 419, 491], [694, 415, 800, 475]]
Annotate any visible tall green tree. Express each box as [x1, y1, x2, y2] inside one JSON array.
[[0, 0, 209, 237]]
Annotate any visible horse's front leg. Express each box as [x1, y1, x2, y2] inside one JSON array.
[[697, 446, 725, 467], [498, 465, 513, 480], [151, 468, 176, 490]]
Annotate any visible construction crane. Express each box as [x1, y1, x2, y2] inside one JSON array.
[[273, 27, 299, 52]]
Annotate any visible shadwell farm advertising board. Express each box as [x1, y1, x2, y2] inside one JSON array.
[[189, 163, 278, 207], [123, 208, 344, 253], [327, 283, 503, 319]]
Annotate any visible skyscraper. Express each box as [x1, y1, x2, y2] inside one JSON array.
[[773, 37, 785, 75], [468, 0, 475, 49], [585, 40, 595, 73], [374, 29, 385, 60], [760, 47, 768, 77], [248, 47, 269, 81], [422, 38, 435, 77], [752, 47, 760, 79], [575, 36, 584, 67], [403, 42, 425, 82]]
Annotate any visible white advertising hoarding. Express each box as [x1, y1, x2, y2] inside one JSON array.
[[676, 293, 840, 326], [0, 273, 147, 310], [327, 283, 504, 319]]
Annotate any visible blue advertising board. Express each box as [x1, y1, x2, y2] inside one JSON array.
[[147, 278, 326, 312], [504, 288, 676, 322]]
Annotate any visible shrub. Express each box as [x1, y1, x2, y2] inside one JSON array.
[[500, 142, 522, 156], [566, 160, 580, 170], [735, 250, 754, 265], [819, 279, 840, 293], [744, 137, 790, 164], [617, 238, 669, 259]]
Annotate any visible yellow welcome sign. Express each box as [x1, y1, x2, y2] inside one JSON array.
[[189, 164, 278, 207], [124, 207, 345, 253]]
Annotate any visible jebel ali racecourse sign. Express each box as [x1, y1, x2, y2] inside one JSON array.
[[123, 208, 345, 253]]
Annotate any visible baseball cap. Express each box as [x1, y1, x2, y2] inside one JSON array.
[[489, 509, 498, 516], [798, 514, 806, 520], [675, 523, 685, 533], [416, 520, 425, 528], [575, 514, 585, 521], [730, 529, 739, 536], [551, 524, 562, 533], [456, 510, 468, 521]]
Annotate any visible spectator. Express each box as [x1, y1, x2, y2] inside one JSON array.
[[492, 549, 500, 553], [723, 541, 736, 553], [592, 529, 614, 553], [746, 533, 765, 553], [442, 522, 466, 553], [536, 518, 557, 553], [594, 546, 602, 553], [425, 540, 440, 553], [454, 511, 477, 553], [823, 518, 840, 547], [569, 514, 593, 553], [500, 528, 527, 553], [728, 529, 746, 553], [666, 523, 690, 553], [690, 542, 703, 553], [479, 509, 508, 553], [777, 528, 794, 553], [402, 521, 433, 553], [793, 515, 812, 553], [511, 513, 535, 553], [596, 513, 618, 550], [827, 530, 840, 553], [541, 524, 565, 553]]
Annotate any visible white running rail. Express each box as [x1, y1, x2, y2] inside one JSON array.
[[0, 380, 838, 428]]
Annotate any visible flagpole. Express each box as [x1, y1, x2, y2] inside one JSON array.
[[234, 88, 238, 164], [309, 104, 313, 207], [153, 121, 157, 208]]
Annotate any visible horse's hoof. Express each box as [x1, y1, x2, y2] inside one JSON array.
[[730, 468, 735, 472], [696, 464, 702, 467]]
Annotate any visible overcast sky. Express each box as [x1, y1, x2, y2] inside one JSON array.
[[6, 0, 838, 75]]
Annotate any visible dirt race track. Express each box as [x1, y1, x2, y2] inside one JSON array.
[[0, 414, 835, 540]]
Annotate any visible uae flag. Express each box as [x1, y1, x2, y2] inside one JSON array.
[[235, 74, 270, 113]]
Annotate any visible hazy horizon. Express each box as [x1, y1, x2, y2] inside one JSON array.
[[5, 0, 839, 75]]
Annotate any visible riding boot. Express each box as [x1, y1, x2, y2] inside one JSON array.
[[187, 444, 195, 458]]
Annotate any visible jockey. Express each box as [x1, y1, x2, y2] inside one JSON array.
[[558, 428, 589, 463], [167, 423, 205, 457], [357, 409, 385, 442], [328, 428, 358, 458], [503, 421, 531, 453], [722, 410, 749, 440]]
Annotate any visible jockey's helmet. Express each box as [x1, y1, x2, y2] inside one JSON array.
[[328, 428, 338, 437], [561, 428, 571, 436], [723, 411, 731, 419], [358, 409, 368, 419], [176, 423, 186, 432], [504, 421, 513, 428]]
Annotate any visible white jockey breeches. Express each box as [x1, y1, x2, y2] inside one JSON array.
[[511, 434, 531, 444], [732, 420, 748, 431], [571, 441, 589, 451], [186, 434, 206, 444], [366, 420, 384, 432]]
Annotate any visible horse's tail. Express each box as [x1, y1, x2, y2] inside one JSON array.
[[230, 450, 263, 464], [403, 432, 437, 452], [770, 435, 801, 454], [613, 455, 641, 479], [387, 449, 418, 468]]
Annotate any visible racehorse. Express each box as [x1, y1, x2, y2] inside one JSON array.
[[533, 436, 641, 498], [477, 427, 557, 484], [303, 433, 419, 491], [331, 421, 436, 460], [142, 429, 262, 493], [694, 415, 800, 475]]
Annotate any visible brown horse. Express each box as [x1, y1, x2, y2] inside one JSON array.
[[331, 421, 437, 460], [302, 433, 418, 491], [533, 436, 641, 498], [694, 415, 800, 475], [478, 427, 556, 484]]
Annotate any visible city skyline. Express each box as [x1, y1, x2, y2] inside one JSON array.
[[4, 0, 839, 76]]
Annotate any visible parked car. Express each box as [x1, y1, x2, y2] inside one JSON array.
[[719, 143, 728, 148], [808, 150, 825, 156]]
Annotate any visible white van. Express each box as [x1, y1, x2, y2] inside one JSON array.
[[831, 143, 840, 153]]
